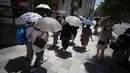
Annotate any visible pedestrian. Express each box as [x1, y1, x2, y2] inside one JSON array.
[[71, 26, 79, 43], [60, 22, 72, 52], [94, 17, 101, 34], [110, 28, 130, 70], [52, 15, 66, 48], [34, 6, 52, 17], [52, 15, 61, 47], [96, 25, 112, 59], [26, 25, 48, 72], [80, 25, 93, 49]]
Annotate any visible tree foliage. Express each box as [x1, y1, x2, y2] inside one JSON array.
[[99, 0, 130, 22]]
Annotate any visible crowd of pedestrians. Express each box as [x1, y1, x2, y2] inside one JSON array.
[[4, 4, 130, 73]]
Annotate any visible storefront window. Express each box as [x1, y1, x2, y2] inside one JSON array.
[[71, 0, 82, 8], [0, 7, 12, 17], [12, 0, 28, 17], [34, 0, 50, 8], [0, 0, 13, 25], [51, 0, 58, 10]]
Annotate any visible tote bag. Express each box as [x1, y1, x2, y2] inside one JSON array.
[[33, 32, 47, 49]]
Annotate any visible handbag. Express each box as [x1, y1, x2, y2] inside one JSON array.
[[33, 32, 47, 49], [110, 42, 120, 50]]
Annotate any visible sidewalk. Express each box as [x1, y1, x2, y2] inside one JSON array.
[[0, 28, 114, 73]]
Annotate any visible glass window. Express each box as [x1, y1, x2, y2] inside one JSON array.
[[0, 17, 13, 25], [71, 0, 82, 8], [12, 0, 28, 8], [0, 7, 12, 16], [12, 0, 28, 17]]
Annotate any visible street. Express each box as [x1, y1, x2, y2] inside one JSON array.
[[0, 27, 129, 73]]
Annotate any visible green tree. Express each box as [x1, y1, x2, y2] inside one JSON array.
[[99, 0, 130, 22]]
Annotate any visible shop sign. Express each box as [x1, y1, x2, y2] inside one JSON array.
[[0, 0, 11, 6], [0, 18, 13, 24]]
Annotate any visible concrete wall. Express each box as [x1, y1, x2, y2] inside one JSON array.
[[90, 0, 96, 15], [58, 0, 72, 15], [78, 0, 90, 16], [58, 0, 95, 16], [0, 25, 16, 48]]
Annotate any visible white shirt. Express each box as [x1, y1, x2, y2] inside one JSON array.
[[26, 27, 48, 53]]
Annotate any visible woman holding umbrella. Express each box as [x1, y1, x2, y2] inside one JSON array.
[[52, 10, 67, 47], [60, 16, 81, 52], [60, 22, 73, 53], [34, 4, 52, 17], [80, 19, 94, 49], [26, 17, 62, 72], [96, 24, 112, 59], [80, 25, 93, 49]]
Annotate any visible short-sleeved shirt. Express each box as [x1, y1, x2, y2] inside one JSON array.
[[26, 27, 48, 53]]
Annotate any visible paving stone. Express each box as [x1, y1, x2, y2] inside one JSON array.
[[44, 51, 55, 57], [12, 49, 23, 55], [0, 69, 7, 73], [5, 52, 25, 60], [16, 52, 26, 57], [47, 56, 58, 63], [78, 70, 86, 73], [62, 60, 72, 70], [72, 58, 81, 68], [57, 58, 64, 62], [68, 66, 79, 73], [0, 59, 9, 69], [80, 64, 85, 70], [47, 69, 57, 73], [58, 68, 68, 73], [14, 45, 26, 50], [50, 60, 63, 72], [0, 54, 9, 63], [0, 48, 17, 56], [41, 61, 53, 70]]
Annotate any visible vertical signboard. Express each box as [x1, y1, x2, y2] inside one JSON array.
[[0, 0, 11, 6]]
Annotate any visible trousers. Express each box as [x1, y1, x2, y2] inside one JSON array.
[[26, 42, 44, 67]]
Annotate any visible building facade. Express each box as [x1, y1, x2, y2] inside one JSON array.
[[0, 0, 59, 48], [58, 0, 96, 16], [0, 0, 96, 48]]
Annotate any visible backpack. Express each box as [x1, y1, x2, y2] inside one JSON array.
[[16, 25, 31, 45], [110, 34, 130, 50]]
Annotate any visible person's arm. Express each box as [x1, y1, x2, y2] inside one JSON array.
[[116, 35, 124, 43], [90, 29, 94, 42]]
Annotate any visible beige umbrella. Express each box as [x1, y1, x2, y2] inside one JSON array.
[[100, 17, 111, 26], [34, 17, 62, 32], [36, 4, 51, 10], [66, 16, 82, 26]]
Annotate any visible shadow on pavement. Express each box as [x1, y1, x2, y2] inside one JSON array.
[[21, 66, 47, 73], [55, 49, 72, 59], [73, 46, 89, 53], [47, 45, 59, 51], [4, 56, 30, 73], [84, 56, 130, 73], [69, 42, 76, 46]]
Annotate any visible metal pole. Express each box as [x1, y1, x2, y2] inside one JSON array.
[[28, 0, 33, 11]]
